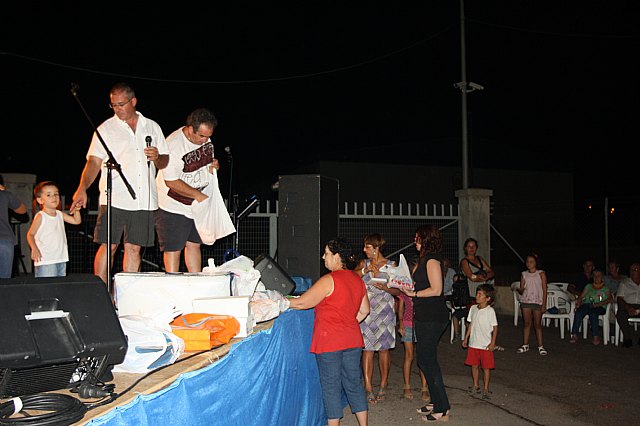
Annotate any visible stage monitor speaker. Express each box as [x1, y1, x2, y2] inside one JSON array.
[[0, 274, 127, 398], [277, 174, 339, 281], [254, 254, 296, 296]]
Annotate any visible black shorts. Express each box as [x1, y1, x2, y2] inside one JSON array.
[[154, 209, 202, 252], [452, 307, 468, 319], [94, 206, 155, 246]]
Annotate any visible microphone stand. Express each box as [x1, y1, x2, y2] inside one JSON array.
[[225, 150, 239, 253], [70, 83, 137, 296]]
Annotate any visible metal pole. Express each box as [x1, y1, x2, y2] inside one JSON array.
[[460, 0, 469, 189], [604, 197, 609, 267]]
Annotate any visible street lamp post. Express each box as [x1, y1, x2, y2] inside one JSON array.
[[455, 0, 483, 190]]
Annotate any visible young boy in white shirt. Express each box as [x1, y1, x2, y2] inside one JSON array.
[[462, 283, 498, 400]]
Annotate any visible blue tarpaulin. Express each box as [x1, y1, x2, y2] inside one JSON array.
[[87, 309, 327, 426]]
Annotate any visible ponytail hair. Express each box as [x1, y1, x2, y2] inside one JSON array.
[[326, 238, 359, 270]]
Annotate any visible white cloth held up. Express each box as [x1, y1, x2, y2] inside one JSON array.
[[191, 169, 236, 245]]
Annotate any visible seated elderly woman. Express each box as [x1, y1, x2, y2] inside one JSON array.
[[569, 269, 612, 345]]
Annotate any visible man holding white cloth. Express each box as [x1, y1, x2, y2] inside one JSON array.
[[155, 108, 228, 272]]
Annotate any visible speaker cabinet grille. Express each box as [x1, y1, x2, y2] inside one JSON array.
[[0, 274, 127, 397], [0, 362, 79, 398]]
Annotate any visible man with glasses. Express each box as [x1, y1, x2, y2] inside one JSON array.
[[72, 82, 169, 284], [615, 263, 640, 347], [155, 108, 220, 273]]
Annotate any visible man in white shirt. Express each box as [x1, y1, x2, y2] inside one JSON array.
[[155, 108, 220, 272], [616, 263, 640, 347], [72, 82, 169, 284]]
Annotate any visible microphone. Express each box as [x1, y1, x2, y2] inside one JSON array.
[[224, 146, 232, 163], [145, 136, 152, 166], [78, 383, 111, 399]]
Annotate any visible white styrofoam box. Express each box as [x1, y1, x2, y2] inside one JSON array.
[[115, 272, 232, 320], [192, 296, 255, 337]]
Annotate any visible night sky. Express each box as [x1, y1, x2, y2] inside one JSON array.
[[2, 2, 639, 207]]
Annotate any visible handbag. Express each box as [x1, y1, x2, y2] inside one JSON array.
[[451, 277, 472, 308]]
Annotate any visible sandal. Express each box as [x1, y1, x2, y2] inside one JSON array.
[[403, 384, 414, 400], [538, 346, 547, 356], [416, 403, 434, 414], [481, 390, 492, 400], [376, 387, 387, 402], [421, 410, 450, 422], [421, 386, 430, 401], [467, 386, 480, 395], [367, 391, 377, 404], [516, 344, 529, 354]]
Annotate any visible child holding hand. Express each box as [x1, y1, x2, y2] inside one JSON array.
[[462, 283, 498, 400], [27, 181, 81, 277]]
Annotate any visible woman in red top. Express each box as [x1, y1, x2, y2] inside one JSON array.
[[289, 238, 371, 426]]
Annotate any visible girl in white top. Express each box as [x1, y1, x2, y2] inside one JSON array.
[[516, 253, 548, 356], [27, 182, 81, 277]]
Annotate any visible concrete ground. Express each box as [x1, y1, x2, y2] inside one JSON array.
[[341, 314, 640, 425]]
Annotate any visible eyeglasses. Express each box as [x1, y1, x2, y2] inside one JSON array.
[[109, 98, 132, 109]]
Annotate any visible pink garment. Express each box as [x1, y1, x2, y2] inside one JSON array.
[[398, 293, 414, 327], [520, 270, 544, 305]]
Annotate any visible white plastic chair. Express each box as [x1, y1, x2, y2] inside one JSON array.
[[614, 303, 640, 346], [581, 302, 612, 345], [541, 288, 575, 339], [548, 282, 570, 292], [511, 281, 521, 326]]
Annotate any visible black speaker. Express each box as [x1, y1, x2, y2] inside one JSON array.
[[0, 274, 127, 398], [254, 254, 296, 296], [277, 174, 339, 281]]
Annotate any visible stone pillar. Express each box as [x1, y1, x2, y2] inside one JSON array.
[[1, 173, 37, 274], [455, 188, 493, 265]]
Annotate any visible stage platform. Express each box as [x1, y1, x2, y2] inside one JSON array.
[[71, 309, 325, 426], [74, 319, 275, 425]]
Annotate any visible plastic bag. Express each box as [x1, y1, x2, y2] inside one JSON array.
[[170, 313, 240, 347], [381, 254, 414, 291], [112, 315, 185, 374], [250, 290, 286, 322], [191, 170, 236, 245], [202, 255, 264, 296]]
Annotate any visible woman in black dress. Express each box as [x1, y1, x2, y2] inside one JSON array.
[[399, 224, 451, 422]]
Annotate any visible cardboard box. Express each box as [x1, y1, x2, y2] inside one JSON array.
[[172, 329, 212, 351], [192, 296, 255, 338], [115, 272, 232, 319]]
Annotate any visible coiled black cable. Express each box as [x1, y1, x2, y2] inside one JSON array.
[[0, 393, 87, 426]]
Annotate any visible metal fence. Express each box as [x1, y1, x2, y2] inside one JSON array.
[[61, 199, 460, 275], [338, 202, 460, 266]]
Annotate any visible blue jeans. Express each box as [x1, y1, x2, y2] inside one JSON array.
[[35, 262, 67, 278], [414, 320, 450, 413], [316, 347, 367, 420], [0, 239, 14, 278], [571, 303, 605, 337]]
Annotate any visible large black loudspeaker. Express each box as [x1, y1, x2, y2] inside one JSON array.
[[278, 174, 339, 281], [254, 254, 297, 295], [0, 274, 127, 398]]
